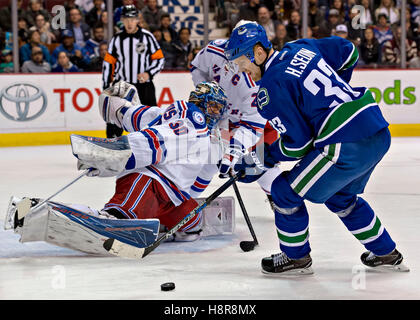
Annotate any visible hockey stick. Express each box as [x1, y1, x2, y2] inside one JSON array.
[[103, 174, 240, 259], [232, 180, 259, 252], [30, 169, 91, 213]]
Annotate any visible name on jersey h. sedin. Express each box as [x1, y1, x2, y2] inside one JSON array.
[[285, 48, 316, 78]]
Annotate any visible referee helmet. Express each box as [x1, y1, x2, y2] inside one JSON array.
[[121, 5, 139, 18]]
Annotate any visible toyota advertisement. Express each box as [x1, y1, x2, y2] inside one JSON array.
[[0, 70, 419, 138], [0, 72, 194, 134]]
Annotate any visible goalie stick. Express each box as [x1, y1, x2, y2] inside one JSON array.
[[103, 174, 240, 259]]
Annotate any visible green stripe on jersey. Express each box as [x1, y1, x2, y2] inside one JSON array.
[[291, 144, 337, 195], [279, 138, 314, 159], [315, 90, 377, 144], [340, 44, 359, 70]]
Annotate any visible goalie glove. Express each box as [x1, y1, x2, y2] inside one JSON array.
[[71, 134, 133, 178], [99, 93, 132, 128], [105, 80, 141, 105]]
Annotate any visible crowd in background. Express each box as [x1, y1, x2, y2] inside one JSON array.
[[218, 0, 420, 67], [0, 0, 195, 73], [0, 0, 419, 73]]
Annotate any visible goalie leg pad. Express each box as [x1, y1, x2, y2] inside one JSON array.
[[5, 197, 160, 255]]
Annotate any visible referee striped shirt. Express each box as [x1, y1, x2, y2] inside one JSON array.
[[102, 27, 165, 89]]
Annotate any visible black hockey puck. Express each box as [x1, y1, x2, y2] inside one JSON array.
[[161, 282, 175, 291], [240, 241, 256, 252]]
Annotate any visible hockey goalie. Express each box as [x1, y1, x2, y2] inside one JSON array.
[[4, 81, 236, 257]]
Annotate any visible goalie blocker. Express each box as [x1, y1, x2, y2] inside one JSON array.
[[4, 196, 235, 257]]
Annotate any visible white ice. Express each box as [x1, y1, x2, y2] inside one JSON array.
[[0, 138, 419, 300]]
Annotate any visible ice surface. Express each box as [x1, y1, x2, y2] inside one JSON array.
[[0, 138, 419, 299]]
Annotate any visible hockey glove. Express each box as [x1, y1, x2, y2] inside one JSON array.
[[106, 80, 141, 105], [99, 93, 132, 128], [233, 143, 278, 183], [218, 140, 246, 178]]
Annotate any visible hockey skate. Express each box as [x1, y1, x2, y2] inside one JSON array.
[[261, 252, 314, 276], [4, 196, 39, 231], [361, 249, 410, 272]]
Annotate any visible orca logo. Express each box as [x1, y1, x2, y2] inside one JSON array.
[[257, 87, 269, 110], [238, 27, 247, 35], [0, 83, 47, 121]]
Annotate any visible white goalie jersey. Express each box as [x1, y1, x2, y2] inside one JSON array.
[[121, 100, 223, 206]]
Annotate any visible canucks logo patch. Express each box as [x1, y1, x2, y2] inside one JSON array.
[[192, 111, 205, 125], [257, 88, 269, 110]]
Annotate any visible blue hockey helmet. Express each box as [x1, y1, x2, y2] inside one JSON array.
[[225, 20, 272, 63], [188, 81, 227, 131]]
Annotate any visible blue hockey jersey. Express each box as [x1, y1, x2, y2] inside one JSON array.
[[257, 36, 389, 161]]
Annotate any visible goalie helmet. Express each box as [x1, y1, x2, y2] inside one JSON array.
[[224, 20, 272, 63], [188, 81, 227, 131]]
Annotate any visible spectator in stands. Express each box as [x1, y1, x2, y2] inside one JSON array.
[[52, 51, 81, 72], [382, 25, 420, 67], [359, 0, 374, 27], [142, 0, 166, 30], [345, 6, 364, 45], [223, 0, 240, 30], [151, 27, 176, 70], [330, 0, 347, 24], [359, 26, 381, 65], [86, 40, 108, 71], [24, 0, 51, 28], [76, 0, 95, 14], [160, 13, 178, 43], [172, 27, 193, 70], [238, 0, 260, 22], [405, 8, 420, 42], [84, 24, 105, 59], [308, 0, 325, 38], [410, 0, 420, 25], [373, 13, 393, 47], [86, 0, 105, 28], [21, 45, 51, 73], [273, 0, 294, 24], [258, 6, 278, 41], [286, 9, 301, 40], [65, 0, 82, 22], [0, 49, 14, 73], [0, 0, 26, 32], [51, 30, 90, 70], [334, 24, 348, 39], [18, 17, 30, 45], [138, 11, 149, 30], [20, 30, 51, 65], [318, 8, 341, 38], [271, 23, 292, 50], [29, 14, 56, 45], [67, 8, 91, 47], [375, 0, 400, 25]]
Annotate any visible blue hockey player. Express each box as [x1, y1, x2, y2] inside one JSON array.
[[224, 20, 409, 275]]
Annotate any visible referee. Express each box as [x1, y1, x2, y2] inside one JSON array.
[[102, 5, 165, 138]]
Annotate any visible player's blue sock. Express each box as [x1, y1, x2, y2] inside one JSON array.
[[274, 204, 311, 260], [335, 197, 396, 256]]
